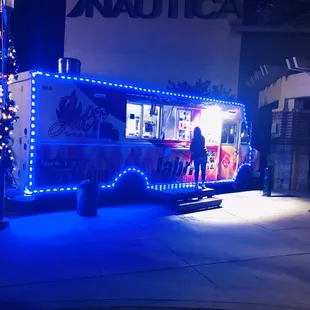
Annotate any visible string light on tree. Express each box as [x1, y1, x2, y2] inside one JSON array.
[[0, 0, 19, 76], [0, 33, 19, 75], [0, 76, 19, 172], [0, 0, 17, 228], [0, 2, 20, 173]]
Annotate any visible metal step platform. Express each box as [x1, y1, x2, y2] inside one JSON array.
[[149, 186, 222, 213]]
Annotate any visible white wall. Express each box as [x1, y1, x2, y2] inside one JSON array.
[[259, 72, 310, 110], [64, 0, 243, 94]]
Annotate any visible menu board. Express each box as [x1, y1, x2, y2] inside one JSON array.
[[178, 110, 192, 140]]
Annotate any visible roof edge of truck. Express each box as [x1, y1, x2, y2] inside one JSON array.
[[29, 70, 245, 108]]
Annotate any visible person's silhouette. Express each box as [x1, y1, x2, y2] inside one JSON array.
[[190, 126, 207, 188]]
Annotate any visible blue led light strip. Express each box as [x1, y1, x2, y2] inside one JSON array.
[[32, 187, 78, 194], [32, 71, 244, 107], [101, 167, 149, 189], [28, 74, 37, 190], [28, 163, 252, 195], [26, 71, 253, 195]]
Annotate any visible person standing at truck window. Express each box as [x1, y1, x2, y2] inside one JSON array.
[[190, 126, 207, 188]]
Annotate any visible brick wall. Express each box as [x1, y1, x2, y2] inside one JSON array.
[[269, 110, 310, 191], [271, 110, 310, 147], [269, 146, 309, 192]]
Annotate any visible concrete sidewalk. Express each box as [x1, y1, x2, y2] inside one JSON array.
[[0, 191, 310, 310]]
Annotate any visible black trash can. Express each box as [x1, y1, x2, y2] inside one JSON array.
[[77, 180, 99, 217], [263, 166, 273, 197], [58, 58, 81, 75]]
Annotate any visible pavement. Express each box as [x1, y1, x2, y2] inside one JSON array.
[[1, 191, 310, 310]]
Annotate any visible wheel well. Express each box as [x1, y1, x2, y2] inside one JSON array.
[[235, 164, 252, 182], [113, 169, 149, 194]]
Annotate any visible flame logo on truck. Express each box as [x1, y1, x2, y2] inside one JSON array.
[[56, 90, 83, 124], [48, 90, 107, 138]]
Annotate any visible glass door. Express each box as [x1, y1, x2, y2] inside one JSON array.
[[219, 121, 238, 180]]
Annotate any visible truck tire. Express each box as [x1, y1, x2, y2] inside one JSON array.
[[233, 165, 253, 191]]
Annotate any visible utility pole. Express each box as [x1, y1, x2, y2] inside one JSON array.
[[0, 0, 14, 230]]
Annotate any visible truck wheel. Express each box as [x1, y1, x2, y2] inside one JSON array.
[[233, 165, 253, 191]]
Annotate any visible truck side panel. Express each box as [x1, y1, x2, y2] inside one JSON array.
[[34, 143, 197, 187], [9, 74, 32, 192], [34, 75, 126, 144]]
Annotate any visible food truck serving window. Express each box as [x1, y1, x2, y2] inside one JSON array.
[[221, 122, 237, 144], [177, 109, 192, 140], [240, 121, 251, 145], [126, 103, 160, 139], [161, 105, 177, 140], [161, 106, 193, 141]]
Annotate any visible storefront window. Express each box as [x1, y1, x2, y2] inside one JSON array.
[[221, 122, 237, 144], [126, 103, 142, 138]]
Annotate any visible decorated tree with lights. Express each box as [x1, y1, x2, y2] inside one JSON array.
[[0, 34, 19, 75], [0, 30, 19, 175], [0, 85, 19, 173], [0, 2, 20, 228]]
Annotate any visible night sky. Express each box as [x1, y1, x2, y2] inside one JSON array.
[[11, 0, 66, 72]]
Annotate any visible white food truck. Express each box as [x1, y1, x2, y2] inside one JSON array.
[[8, 71, 259, 195]]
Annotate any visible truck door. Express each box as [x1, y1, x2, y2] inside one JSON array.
[[219, 121, 238, 180]]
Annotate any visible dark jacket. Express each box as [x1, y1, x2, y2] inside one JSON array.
[[190, 136, 207, 160]]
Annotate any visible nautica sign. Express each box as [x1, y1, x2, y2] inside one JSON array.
[[67, 0, 241, 19]]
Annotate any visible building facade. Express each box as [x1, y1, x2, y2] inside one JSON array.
[[259, 73, 310, 192], [64, 0, 244, 94]]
